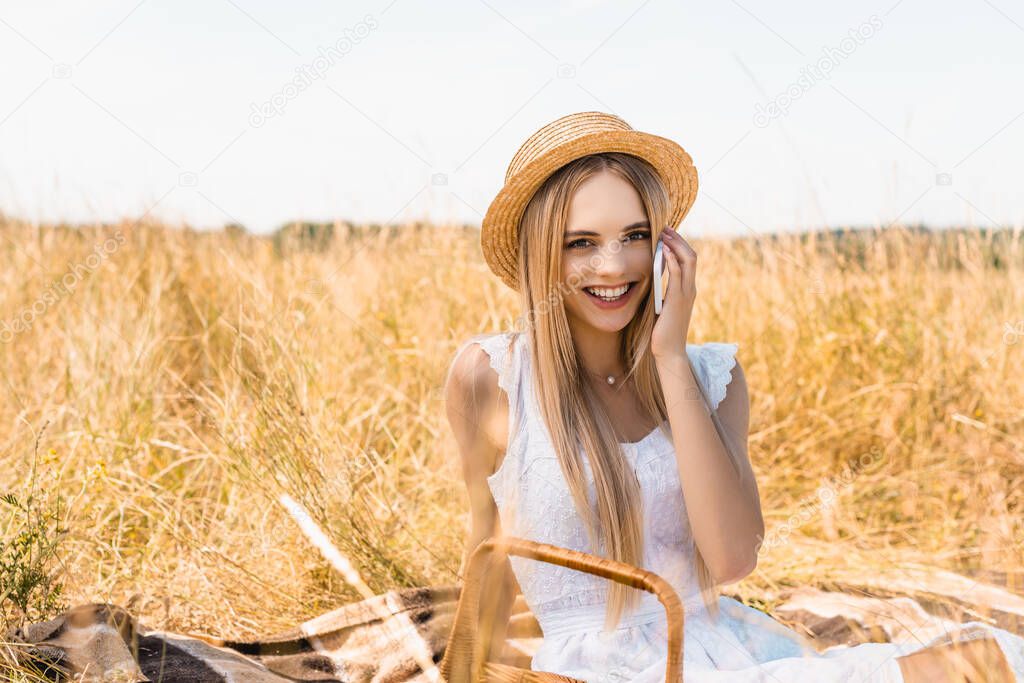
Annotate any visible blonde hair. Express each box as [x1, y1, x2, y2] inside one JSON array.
[[511, 152, 724, 629]]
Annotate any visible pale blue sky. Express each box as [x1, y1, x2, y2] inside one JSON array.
[[1, 0, 1022, 236]]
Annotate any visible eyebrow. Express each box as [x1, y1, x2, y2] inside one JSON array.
[[564, 220, 650, 238]]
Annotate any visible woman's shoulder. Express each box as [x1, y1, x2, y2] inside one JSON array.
[[446, 333, 507, 405], [445, 329, 524, 421], [444, 334, 514, 475], [449, 328, 517, 371], [450, 331, 523, 394]]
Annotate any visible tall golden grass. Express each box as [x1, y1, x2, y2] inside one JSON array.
[[0, 215, 1021, 646]]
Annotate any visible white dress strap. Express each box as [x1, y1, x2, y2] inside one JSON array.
[[693, 342, 740, 411]]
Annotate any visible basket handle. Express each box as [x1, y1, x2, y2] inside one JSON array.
[[439, 535, 685, 683]]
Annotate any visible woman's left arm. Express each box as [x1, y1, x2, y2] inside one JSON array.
[[655, 351, 764, 585]]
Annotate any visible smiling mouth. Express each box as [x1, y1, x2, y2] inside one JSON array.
[[583, 282, 637, 302]]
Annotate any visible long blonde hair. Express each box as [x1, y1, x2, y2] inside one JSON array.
[[510, 152, 724, 629]]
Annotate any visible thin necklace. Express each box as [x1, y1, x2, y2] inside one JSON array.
[[583, 365, 624, 386]]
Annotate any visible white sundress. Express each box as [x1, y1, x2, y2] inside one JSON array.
[[454, 330, 1024, 682]]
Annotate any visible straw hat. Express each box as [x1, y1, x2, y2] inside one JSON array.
[[481, 111, 699, 291]]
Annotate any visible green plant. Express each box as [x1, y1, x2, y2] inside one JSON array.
[[0, 423, 67, 629]]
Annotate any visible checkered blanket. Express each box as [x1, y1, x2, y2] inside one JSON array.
[[5, 585, 460, 682], [8, 570, 1024, 681]]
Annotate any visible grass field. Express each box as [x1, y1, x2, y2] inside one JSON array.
[[1, 216, 1021, 653]]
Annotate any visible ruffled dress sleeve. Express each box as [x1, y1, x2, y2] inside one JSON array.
[[693, 341, 740, 411]]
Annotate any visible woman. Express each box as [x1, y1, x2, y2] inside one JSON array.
[[443, 111, 1023, 681]]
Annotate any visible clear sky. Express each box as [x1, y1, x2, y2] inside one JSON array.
[[1, 0, 1022, 237]]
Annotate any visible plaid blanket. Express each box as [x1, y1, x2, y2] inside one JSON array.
[[4, 585, 461, 682], [7, 571, 1023, 681]]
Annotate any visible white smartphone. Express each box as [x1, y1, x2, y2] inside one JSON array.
[[653, 240, 666, 314]]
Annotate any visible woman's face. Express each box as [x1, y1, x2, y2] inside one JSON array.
[[559, 169, 653, 333]]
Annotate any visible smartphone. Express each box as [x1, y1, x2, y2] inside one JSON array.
[[653, 240, 666, 314]]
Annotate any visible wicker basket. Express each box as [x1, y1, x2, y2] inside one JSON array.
[[440, 535, 685, 682]]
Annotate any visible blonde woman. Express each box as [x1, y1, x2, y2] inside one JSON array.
[[444, 112, 1022, 681]]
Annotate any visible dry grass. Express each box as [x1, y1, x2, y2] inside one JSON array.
[[0, 215, 1021, 643]]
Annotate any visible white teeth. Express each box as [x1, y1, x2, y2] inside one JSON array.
[[585, 283, 630, 299]]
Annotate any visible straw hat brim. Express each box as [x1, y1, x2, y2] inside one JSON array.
[[481, 129, 699, 291]]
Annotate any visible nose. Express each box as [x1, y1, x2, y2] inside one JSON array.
[[590, 241, 629, 280]]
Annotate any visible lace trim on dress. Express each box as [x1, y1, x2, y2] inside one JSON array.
[[473, 331, 519, 405], [696, 342, 740, 411]]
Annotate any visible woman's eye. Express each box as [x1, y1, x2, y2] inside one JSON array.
[[566, 232, 647, 249]]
